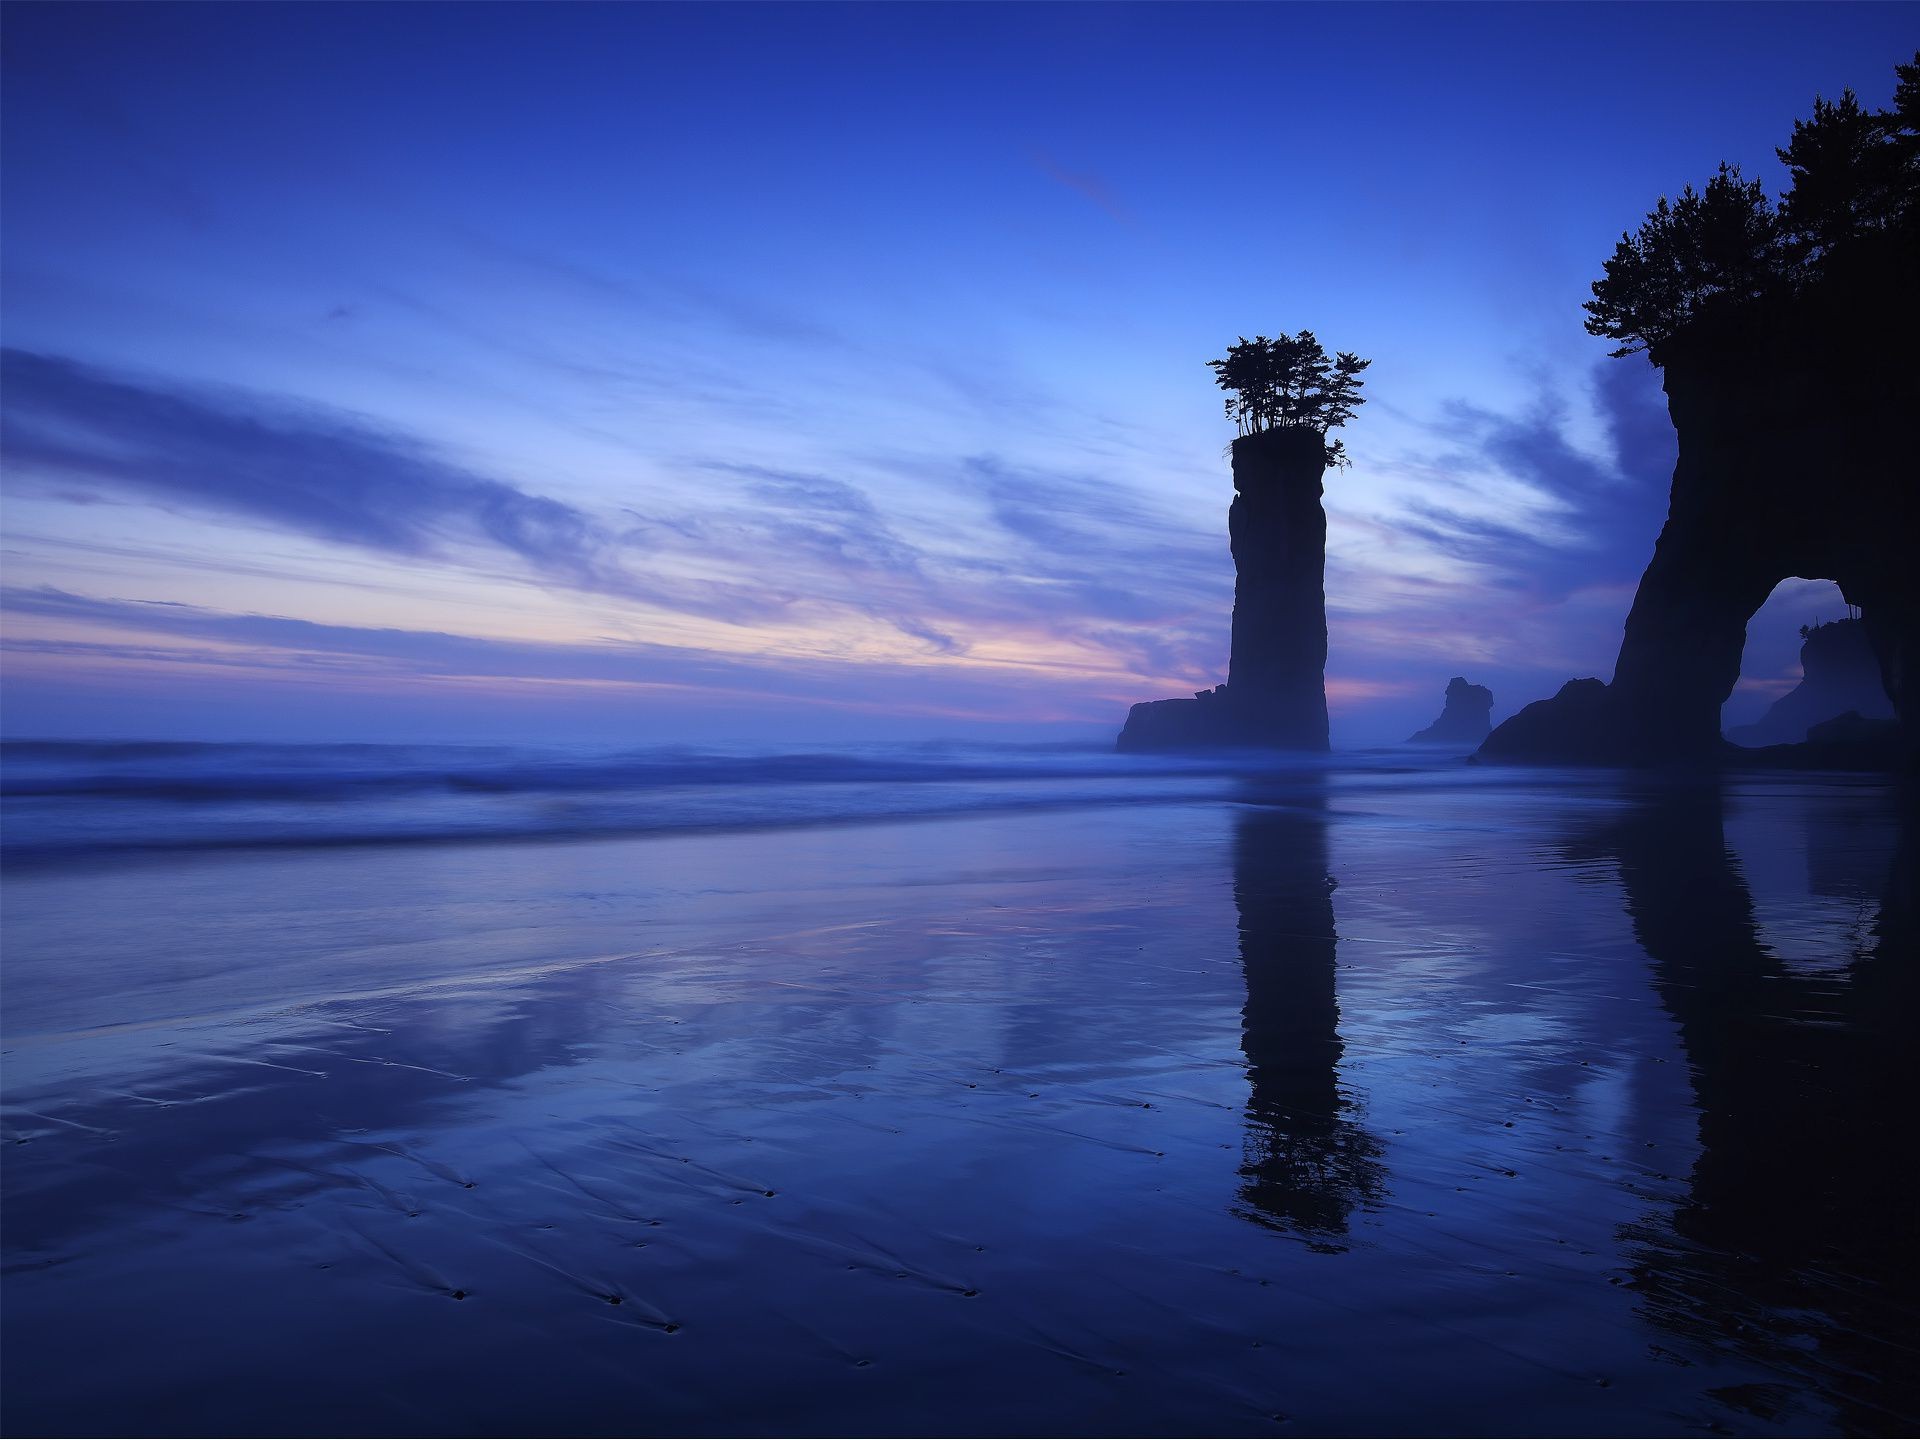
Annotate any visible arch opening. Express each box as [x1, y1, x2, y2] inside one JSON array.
[[1723, 579, 1895, 749]]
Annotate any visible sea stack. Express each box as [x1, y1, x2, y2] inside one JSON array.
[[1407, 677, 1494, 746], [1224, 425, 1331, 750], [1115, 427, 1331, 752], [1119, 329, 1366, 752]]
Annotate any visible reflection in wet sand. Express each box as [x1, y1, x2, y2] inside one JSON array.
[[1231, 787, 1384, 1241], [5, 775, 1917, 1435], [1579, 786, 1919, 1432]]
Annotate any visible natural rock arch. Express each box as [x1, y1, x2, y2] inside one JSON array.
[[1484, 60, 1917, 771], [1481, 310, 1915, 769]]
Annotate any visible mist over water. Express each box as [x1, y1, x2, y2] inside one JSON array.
[[1, 738, 1475, 860]]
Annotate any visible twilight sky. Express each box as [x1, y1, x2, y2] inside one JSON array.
[[2, 2, 1912, 746]]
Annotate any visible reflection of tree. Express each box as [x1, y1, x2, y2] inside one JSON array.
[[1231, 790, 1384, 1242], [1581, 787, 1919, 1432]]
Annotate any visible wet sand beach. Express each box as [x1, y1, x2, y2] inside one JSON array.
[[2, 753, 1914, 1436]]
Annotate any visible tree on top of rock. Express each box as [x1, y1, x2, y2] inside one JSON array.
[[1583, 52, 1919, 366], [1581, 164, 1788, 361], [1206, 330, 1370, 466]]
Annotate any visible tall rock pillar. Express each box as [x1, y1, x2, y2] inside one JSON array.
[[1226, 426, 1331, 750]]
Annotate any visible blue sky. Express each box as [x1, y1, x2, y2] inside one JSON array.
[[3, 2, 1911, 745]]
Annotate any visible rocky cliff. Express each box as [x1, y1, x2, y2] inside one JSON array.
[[1479, 294, 1916, 770], [1406, 677, 1493, 746], [1726, 618, 1896, 747], [1118, 426, 1330, 752]]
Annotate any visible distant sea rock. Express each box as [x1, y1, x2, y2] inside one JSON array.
[[1406, 677, 1493, 746], [1115, 687, 1235, 753], [1477, 678, 1617, 765], [1725, 618, 1894, 748]]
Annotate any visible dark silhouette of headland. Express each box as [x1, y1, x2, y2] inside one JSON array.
[[1119, 332, 1368, 752], [1482, 58, 1918, 772], [1406, 677, 1493, 746]]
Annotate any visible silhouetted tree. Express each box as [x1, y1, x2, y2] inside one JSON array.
[[1582, 164, 1788, 360], [1206, 331, 1370, 466], [1585, 53, 1920, 365], [1779, 91, 1899, 260]]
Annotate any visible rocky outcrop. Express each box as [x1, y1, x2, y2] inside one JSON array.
[[1406, 677, 1493, 746], [1118, 426, 1329, 752], [1478, 678, 1615, 763], [1726, 618, 1895, 747], [1728, 712, 1906, 772], [1224, 426, 1331, 750], [1115, 687, 1233, 753], [1479, 294, 1917, 769]]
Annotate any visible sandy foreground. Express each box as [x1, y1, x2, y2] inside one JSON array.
[[3, 772, 1913, 1436]]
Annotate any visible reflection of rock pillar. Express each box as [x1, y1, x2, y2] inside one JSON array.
[[1594, 788, 1920, 1430], [1233, 789, 1381, 1237], [1227, 427, 1330, 750]]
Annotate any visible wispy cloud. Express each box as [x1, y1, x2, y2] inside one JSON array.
[[1316, 358, 1678, 704], [0, 348, 935, 646], [0, 585, 1135, 725], [2, 348, 618, 587], [1031, 150, 1130, 225], [1387, 360, 1673, 603]]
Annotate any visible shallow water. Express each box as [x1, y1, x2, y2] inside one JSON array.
[[2, 752, 1914, 1436]]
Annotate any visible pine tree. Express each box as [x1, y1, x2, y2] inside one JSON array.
[[1206, 331, 1371, 467]]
